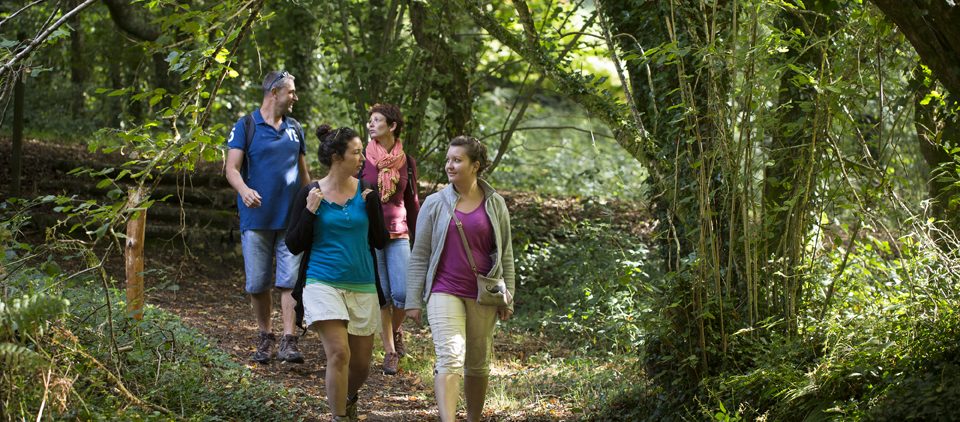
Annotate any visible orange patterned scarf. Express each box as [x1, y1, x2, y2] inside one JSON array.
[[365, 138, 405, 202]]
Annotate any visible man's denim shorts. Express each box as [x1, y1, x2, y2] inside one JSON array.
[[241, 229, 301, 294]]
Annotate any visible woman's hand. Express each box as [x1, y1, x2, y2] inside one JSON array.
[[497, 307, 513, 321], [405, 309, 422, 326], [306, 187, 323, 213]]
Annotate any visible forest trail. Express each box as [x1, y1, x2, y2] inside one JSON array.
[[151, 253, 440, 422], [148, 221, 569, 422], [0, 140, 579, 421]]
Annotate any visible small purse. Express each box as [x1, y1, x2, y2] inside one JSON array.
[[444, 200, 512, 307]]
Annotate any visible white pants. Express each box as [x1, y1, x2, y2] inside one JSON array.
[[427, 293, 498, 377]]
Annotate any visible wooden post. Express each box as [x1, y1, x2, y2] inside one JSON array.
[[125, 187, 146, 320], [11, 33, 26, 197]]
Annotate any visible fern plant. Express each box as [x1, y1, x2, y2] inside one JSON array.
[[0, 342, 41, 369], [0, 293, 69, 341]]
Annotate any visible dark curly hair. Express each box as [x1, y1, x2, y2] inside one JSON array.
[[368, 103, 403, 139], [449, 135, 489, 176], [316, 124, 360, 166]]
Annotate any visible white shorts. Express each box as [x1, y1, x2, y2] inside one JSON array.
[[302, 283, 380, 336], [427, 293, 498, 377]]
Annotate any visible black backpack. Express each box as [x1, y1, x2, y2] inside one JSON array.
[[240, 114, 305, 175]]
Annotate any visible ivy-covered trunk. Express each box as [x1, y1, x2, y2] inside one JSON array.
[[764, 0, 840, 334]]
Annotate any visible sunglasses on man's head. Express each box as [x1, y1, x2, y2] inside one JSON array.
[[268, 70, 289, 91]]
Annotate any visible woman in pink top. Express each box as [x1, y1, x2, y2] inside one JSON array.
[[405, 136, 515, 422], [359, 103, 421, 375]]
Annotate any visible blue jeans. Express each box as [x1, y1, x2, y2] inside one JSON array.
[[241, 229, 301, 294], [375, 238, 409, 308]]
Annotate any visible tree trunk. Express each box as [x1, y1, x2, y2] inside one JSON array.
[[870, 1, 960, 97], [11, 36, 25, 197], [409, 1, 476, 139], [763, 1, 838, 331], [125, 187, 147, 320], [914, 68, 960, 225], [69, 0, 87, 119]]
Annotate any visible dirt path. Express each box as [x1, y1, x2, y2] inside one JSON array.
[[150, 249, 443, 421]]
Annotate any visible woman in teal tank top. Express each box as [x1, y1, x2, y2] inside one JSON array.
[[285, 125, 388, 422]]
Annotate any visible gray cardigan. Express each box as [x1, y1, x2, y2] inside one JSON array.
[[405, 180, 515, 312]]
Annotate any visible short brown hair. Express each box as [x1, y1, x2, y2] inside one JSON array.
[[449, 135, 489, 176], [368, 103, 403, 138]]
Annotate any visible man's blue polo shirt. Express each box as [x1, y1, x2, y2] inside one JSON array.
[[227, 109, 306, 231]]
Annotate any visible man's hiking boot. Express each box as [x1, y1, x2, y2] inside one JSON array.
[[394, 329, 406, 357], [346, 393, 359, 421], [277, 334, 304, 363], [382, 352, 400, 375], [250, 331, 276, 364]]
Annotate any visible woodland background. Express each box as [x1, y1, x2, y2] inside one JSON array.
[[3, 0, 960, 420]]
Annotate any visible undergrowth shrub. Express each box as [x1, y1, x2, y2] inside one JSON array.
[[587, 223, 960, 421], [513, 214, 654, 354], [1, 200, 318, 420], [692, 233, 960, 421]]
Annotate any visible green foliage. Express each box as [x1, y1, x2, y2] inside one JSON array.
[[477, 91, 649, 200], [606, 228, 960, 421], [0, 342, 42, 369], [0, 204, 318, 420], [512, 199, 652, 354], [0, 293, 69, 340]]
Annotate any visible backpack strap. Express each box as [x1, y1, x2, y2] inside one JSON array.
[[241, 114, 256, 176], [406, 154, 413, 182]]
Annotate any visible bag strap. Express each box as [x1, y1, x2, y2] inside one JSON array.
[[241, 114, 256, 175], [441, 199, 480, 276]]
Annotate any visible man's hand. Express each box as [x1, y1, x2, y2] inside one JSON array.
[[497, 307, 513, 321], [306, 187, 323, 213], [241, 188, 262, 208]]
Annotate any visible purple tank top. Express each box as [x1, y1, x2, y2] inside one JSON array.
[[431, 199, 494, 299]]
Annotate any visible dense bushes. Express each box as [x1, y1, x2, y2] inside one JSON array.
[[509, 194, 654, 355], [0, 206, 317, 420], [588, 231, 960, 421]]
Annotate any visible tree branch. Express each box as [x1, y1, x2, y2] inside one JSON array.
[[0, 0, 97, 82], [102, 0, 161, 41], [489, 8, 598, 174], [480, 125, 615, 141], [512, 0, 539, 47], [454, 0, 652, 166], [197, 0, 265, 129], [0, 0, 47, 30]]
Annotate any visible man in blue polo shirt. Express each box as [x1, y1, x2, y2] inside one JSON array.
[[225, 70, 311, 364]]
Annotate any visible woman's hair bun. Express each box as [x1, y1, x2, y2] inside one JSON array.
[[316, 124, 333, 141]]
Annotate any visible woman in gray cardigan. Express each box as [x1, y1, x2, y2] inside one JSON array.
[[406, 136, 515, 422]]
